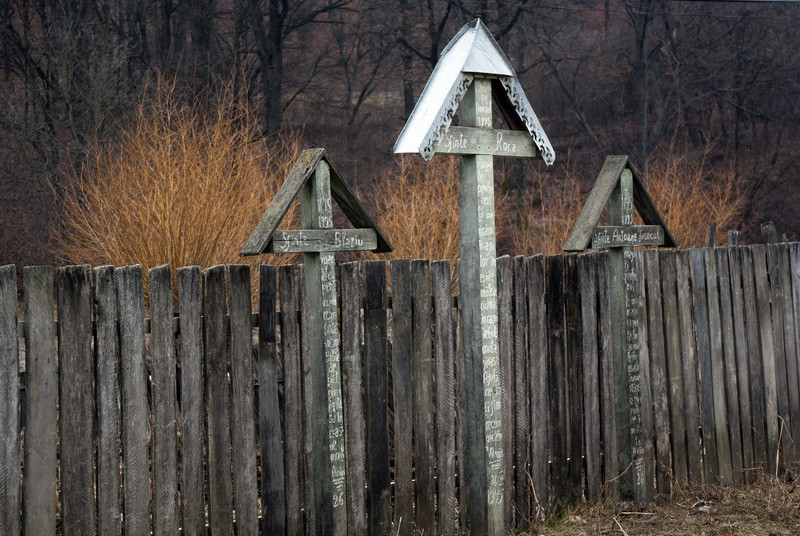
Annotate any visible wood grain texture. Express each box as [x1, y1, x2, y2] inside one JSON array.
[[240, 148, 325, 255], [659, 252, 688, 484], [227, 265, 259, 536], [675, 252, 703, 483], [634, 252, 655, 504], [740, 248, 768, 471], [789, 244, 800, 468], [0, 265, 19, 536], [258, 265, 286, 536], [597, 253, 619, 499], [511, 256, 530, 525], [23, 266, 58, 536], [643, 251, 671, 495], [58, 265, 97, 535], [177, 267, 206, 535], [767, 244, 798, 467], [340, 262, 367, 536], [777, 244, 800, 465], [203, 265, 234, 536], [752, 245, 780, 475], [148, 265, 178, 535], [726, 248, 755, 482], [526, 255, 549, 516], [94, 267, 121, 536], [689, 249, 718, 483], [412, 259, 436, 534], [389, 260, 414, 535], [545, 255, 567, 507], [497, 256, 514, 528], [116, 265, 151, 536], [364, 261, 390, 535], [578, 254, 600, 501], [279, 265, 304, 536], [564, 254, 584, 504], [432, 260, 457, 535], [715, 249, 744, 483], [703, 249, 733, 483]]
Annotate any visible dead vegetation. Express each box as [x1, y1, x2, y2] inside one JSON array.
[[534, 479, 800, 536], [56, 77, 302, 274]]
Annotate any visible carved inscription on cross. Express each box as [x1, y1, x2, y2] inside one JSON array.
[[271, 161, 378, 536], [591, 169, 662, 505]]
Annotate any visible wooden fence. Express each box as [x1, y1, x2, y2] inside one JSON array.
[[1, 243, 799, 535]]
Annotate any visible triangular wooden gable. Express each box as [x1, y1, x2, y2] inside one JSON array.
[[240, 148, 393, 255], [393, 19, 555, 164], [563, 155, 677, 251]]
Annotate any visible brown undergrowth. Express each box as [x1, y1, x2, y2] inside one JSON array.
[[56, 76, 302, 279], [534, 478, 800, 536]]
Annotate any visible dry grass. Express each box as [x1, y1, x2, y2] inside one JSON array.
[[534, 479, 800, 536], [506, 141, 744, 255], [371, 155, 463, 267], [504, 155, 585, 256], [56, 76, 302, 276], [645, 141, 744, 249]]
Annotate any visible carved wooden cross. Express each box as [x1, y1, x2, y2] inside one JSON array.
[[395, 20, 555, 535], [564, 155, 676, 506], [241, 149, 391, 536]]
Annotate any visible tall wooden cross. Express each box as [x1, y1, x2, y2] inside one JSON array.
[[394, 19, 555, 535], [241, 148, 392, 535], [564, 155, 676, 506]]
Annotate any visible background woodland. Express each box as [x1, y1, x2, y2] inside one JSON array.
[[2, 0, 799, 269]]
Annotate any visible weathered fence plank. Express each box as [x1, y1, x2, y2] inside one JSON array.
[[716, 249, 744, 484], [116, 265, 150, 536], [228, 265, 259, 536], [579, 253, 601, 501], [644, 251, 671, 495], [564, 254, 584, 504], [258, 265, 286, 535], [58, 265, 96, 536], [498, 256, 515, 529], [741, 248, 768, 471], [765, 244, 793, 470], [704, 249, 733, 484], [790, 244, 800, 466], [148, 265, 178, 536], [412, 259, 436, 534], [23, 266, 58, 536], [526, 255, 549, 516], [364, 260, 390, 535], [598, 253, 619, 498], [433, 260, 457, 535], [204, 265, 234, 536], [177, 267, 205, 535], [279, 265, 305, 536], [94, 266, 121, 536], [773, 244, 800, 466], [689, 249, 718, 483], [675, 252, 703, 483], [726, 248, 755, 482], [545, 255, 568, 508], [511, 255, 530, 524], [659, 251, 687, 484], [634, 252, 655, 501], [389, 259, 414, 535], [341, 262, 367, 536], [752, 245, 780, 475], [0, 265, 19, 536]]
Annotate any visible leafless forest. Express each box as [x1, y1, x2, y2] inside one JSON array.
[[1, 0, 799, 267]]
